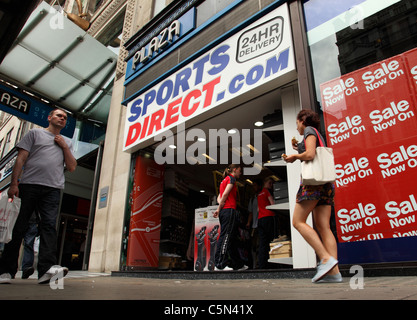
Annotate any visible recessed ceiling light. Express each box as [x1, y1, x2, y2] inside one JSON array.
[[228, 129, 237, 134], [168, 144, 177, 149], [254, 121, 264, 127], [197, 137, 206, 142]]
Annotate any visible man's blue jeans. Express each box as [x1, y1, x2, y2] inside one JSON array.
[[0, 184, 61, 278], [22, 212, 39, 271]]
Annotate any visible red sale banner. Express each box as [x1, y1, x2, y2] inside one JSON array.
[[126, 156, 164, 267], [321, 47, 417, 243]]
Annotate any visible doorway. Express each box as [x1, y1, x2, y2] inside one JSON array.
[[57, 213, 88, 270]]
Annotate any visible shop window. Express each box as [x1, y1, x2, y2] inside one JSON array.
[[152, 0, 237, 26], [302, 0, 417, 263], [95, 0, 104, 11], [303, 0, 417, 96], [153, 0, 166, 17], [196, 0, 236, 27], [17, 121, 28, 143], [1, 129, 13, 158]]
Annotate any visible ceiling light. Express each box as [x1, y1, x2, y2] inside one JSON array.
[[168, 144, 177, 149], [202, 153, 215, 162], [254, 121, 264, 127], [246, 144, 260, 153], [228, 129, 237, 134]]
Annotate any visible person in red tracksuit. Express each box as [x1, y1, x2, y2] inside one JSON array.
[[213, 164, 248, 271], [257, 177, 276, 269]]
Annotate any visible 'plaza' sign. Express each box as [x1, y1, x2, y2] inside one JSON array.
[[132, 20, 180, 69], [125, 8, 196, 80], [0, 83, 76, 137]]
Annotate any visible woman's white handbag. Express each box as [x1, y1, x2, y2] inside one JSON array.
[[301, 128, 336, 185]]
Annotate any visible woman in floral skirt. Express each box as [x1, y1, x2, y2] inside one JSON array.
[[284, 109, 341, 283]]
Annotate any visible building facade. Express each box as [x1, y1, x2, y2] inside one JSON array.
[[0, 0, 126, 270], [88, 0, 417, 273], [2, 0, 417, 274]]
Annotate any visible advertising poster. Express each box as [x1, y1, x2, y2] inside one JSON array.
[[126, 156, 164, 267], [194, 206, 220, 271], [321, 48, 417, 243]]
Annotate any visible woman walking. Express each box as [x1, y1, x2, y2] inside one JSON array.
[[284, 109, 341, 282], [213, 164, 248, 271]]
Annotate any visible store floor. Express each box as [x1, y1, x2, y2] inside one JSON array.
[[2, 269, 417, 301]]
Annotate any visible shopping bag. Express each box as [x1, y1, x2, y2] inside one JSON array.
[[0, 192, 21, 243], [301, 128, 336, 185]]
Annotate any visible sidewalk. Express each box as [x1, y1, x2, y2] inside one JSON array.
[[1, 270, 417, 300]]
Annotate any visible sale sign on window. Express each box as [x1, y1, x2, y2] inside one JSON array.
[[321, 47, 417, 243]]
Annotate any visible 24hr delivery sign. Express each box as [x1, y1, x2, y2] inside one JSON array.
[[123, 3, 295, 151], [321, 47, 417, 243]]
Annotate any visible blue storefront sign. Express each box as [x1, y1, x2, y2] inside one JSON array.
[[0, 83, 76, 138], [125, 8, 196, 83]]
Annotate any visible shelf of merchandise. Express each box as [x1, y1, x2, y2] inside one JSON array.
[[268, 257, 293, 265], [266, 202, 290, 211], [263, 122, 293, 265]]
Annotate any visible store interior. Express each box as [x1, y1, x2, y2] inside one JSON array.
[[142, 87, 294, 270]]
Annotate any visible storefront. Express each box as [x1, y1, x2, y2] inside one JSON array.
[[304, 0, 417, 264], [93, 0, 417, 274], [119, 0, 315, 272]]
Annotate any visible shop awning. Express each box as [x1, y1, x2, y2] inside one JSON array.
[[0, 1, 117, 124]]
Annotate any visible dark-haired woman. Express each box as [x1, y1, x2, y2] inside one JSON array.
[[284, 110, 340, 283], [213, 164, 248, 271]]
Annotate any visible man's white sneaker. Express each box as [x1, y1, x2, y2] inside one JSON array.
[[38, 266, 68, 284], [214, 266, 233, 271], [237, 265, 249, 271], [0, 273, 12, 284]]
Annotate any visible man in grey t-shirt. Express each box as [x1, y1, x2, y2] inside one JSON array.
[[0, 108, 77, 284]]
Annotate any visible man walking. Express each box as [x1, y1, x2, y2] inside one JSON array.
[[0, 108, 77, 284]]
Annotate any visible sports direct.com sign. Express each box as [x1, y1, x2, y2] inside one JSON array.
[[321, 47, 417, 243], [123, 4, 295, 152]]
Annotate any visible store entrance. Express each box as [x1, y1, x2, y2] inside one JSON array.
[[57, 148, 99, 270], [126, 87, 295, 271], [57, 213, 88, 270]]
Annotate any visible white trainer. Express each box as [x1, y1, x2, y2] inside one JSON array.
[[0, 273, 12, 284], [312, 257, 338, 283]]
